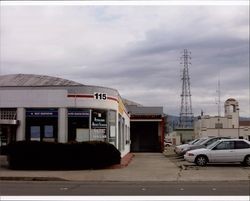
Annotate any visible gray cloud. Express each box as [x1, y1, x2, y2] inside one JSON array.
[[0, 5, 249, 117]]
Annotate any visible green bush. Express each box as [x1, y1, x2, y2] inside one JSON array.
[[7, 140, 121, 170]]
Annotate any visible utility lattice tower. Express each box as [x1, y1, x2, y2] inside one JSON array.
[[179, 49, 194, 128]]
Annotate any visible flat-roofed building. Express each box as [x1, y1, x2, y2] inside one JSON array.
[[0, 74, 130, 156], [194, 98, 250, 140]]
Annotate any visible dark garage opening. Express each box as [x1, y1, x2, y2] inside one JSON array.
[[130, 121, 161, 152]]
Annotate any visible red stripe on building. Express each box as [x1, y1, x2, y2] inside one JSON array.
[[107, 96, 119, 102], [67, 94, 94, 98], [67, 94, 119, 103]]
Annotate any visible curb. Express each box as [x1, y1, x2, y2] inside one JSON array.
[[108, 153, 134, 169], [0, 176, 67, 181]]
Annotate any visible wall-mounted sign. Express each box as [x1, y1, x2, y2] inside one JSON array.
[[94, 92, 107, 100], [92, 129, 107, 140], [91, 110, 107, 128], [68, 109, 90, 117]]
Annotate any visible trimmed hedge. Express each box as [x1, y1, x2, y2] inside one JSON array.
[[0, 145, 8, 155], [6, 141, 121, 170]]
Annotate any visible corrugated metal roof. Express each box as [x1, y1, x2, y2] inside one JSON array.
[[0, 74, 83, 87]]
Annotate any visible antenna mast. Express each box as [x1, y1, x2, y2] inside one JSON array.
[[217, 78, 221, 117], [179, 49, 194, 128]]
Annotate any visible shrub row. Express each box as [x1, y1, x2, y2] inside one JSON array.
[[7, 140, 121, 170]]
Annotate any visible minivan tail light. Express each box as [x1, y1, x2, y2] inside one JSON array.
[[188, 153, 194, 156]]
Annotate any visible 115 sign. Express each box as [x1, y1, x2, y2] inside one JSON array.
[[94, 93, 107, 100]]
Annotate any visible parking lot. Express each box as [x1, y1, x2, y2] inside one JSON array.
[[164, 146, 250, 172], [163, 146, 250, 183]]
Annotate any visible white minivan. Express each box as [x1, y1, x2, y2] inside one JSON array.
[[184, 139, 250, 166]]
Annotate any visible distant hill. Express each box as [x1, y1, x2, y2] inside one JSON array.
[[167, 115, 250, 127]]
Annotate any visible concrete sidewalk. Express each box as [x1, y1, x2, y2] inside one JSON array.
[[0, 153, 250, 182]]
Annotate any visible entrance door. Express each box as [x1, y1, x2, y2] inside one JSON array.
[[0, 125, 17, 154]]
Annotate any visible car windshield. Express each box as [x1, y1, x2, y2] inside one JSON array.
[[193, 138, 208, 145], [200, 138, 215, 145], [188, 139, 199, 145]]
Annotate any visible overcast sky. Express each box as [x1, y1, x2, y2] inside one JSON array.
[[0, 3, 249, 117]]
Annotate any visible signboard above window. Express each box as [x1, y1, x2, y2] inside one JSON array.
[[26, 108, 58, 118], [68, 108, 90, 118]]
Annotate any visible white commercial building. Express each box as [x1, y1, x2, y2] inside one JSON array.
[[194, 98, 250, 140], [0, 74, 130, 157]]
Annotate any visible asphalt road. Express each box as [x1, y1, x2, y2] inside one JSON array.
[[0, 180, 250, 196]]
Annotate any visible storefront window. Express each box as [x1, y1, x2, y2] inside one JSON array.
[[76, 128, 89, 142], [109, 110, 116, 124], [26, 108, 58, 142], [110, 125, 116, 138], [108, 110, 117, 146], [67, 109, 118, 144], [68, 108, 90, 142], [44, 125, 53, 138], [30, 126, 40, 140]]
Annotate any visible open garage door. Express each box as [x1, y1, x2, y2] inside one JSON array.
[[130, 122, 161, 152]]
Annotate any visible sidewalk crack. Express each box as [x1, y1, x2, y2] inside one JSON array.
[[177, 165, 184, 181]]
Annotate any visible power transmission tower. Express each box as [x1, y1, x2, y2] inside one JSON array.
[[179, 49, 194, 128]]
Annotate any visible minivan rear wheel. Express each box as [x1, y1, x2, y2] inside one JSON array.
[[195, 155, 208, 166]]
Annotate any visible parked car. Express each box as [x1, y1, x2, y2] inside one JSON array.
[[179, 136, 230, 156], [174, 138, 203, 155], [184, 139, 250, 166]]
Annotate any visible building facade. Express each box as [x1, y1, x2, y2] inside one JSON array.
[[194, 98, 250, 140], [126, 105, 165, 152], [0, 74, 130, 156]]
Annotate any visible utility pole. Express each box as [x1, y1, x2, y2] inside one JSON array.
[[179, 49, 194, 128], [216, 78, 221, 136]]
